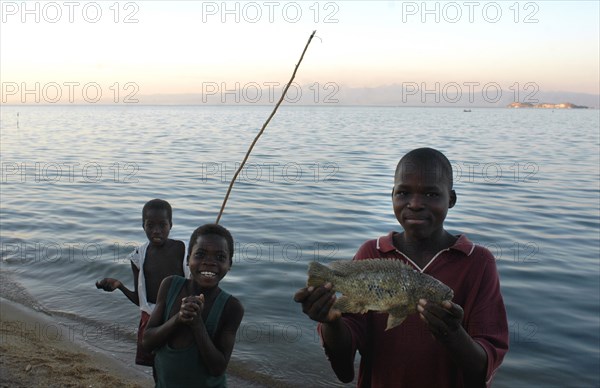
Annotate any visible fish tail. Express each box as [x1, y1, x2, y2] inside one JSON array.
[[307, 261, 335, 287]]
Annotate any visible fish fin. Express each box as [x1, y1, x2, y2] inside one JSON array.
[[334, 296, 366, 314], [307, 261, 335, 288], [385, 305, 411, 331]]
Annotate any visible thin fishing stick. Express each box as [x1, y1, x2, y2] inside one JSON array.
[[215, 30, 317, 224]]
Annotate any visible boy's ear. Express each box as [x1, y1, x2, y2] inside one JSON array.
[[449, 190, 457, 208]]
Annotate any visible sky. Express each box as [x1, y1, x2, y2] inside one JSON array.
[[1, 1, 599, 104]]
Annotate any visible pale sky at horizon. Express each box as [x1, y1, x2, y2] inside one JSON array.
[[1, 0, 599, 103]]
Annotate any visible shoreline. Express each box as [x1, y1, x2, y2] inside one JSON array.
[[0, 297, 154, 387], [0, 270, 279, 387]]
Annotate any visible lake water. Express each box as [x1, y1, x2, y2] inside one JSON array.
[[1, 105, 598, 387]]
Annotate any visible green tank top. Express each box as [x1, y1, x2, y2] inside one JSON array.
[[155, 276, 231, 388]]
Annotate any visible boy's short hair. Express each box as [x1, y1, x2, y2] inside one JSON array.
[[188, 223, 234, 266], [395, 148, 454, 189], [142, 199, 173, 225]]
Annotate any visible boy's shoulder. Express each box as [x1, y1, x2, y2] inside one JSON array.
[[354, 231, 396, 258], [220, 292, 244, 325], [165, 239, 185, 248], [466, 243, 498, 264], [171, 239, 186, 252], [155, 275, 186, 297], [163, 274, 189, 288], [215, 288, 243, 310], [225, 294, 243, 309]]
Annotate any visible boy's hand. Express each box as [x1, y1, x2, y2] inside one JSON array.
[[417, 299, 464, 341], [294, 283, 342, 324], [178, 295, 204, 326], [95, 278, 122, 292], [190, 294, 205, 328]]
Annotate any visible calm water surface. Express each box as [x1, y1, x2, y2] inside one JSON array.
[[1, 105, 599, 387]]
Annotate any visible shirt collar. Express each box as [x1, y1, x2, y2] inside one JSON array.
[[376, 231, 475, 256]]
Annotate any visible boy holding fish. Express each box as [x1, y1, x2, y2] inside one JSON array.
[[295, 148, 509, 387], [96, 199, 187, 379]]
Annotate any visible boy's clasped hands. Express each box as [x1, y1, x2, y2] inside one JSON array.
[[178, 295, 205, 325]]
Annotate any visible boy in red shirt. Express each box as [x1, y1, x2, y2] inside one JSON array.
[[295, 148, 508, 387]]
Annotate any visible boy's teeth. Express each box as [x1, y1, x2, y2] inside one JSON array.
[[200, 271, 216, 277]]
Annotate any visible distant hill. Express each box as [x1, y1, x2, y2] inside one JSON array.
[[507, 102, 589, 109]]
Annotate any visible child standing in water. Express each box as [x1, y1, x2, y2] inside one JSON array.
[[295, 148, 509, 387], [143, 223, 244, 388], [96, 199, 186, 378]]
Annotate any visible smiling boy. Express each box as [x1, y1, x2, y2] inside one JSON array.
[[143, 223, 244, 388], [295, 148, 509, 387]]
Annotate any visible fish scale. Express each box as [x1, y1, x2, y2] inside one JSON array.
[[307, 259, 454, 330]]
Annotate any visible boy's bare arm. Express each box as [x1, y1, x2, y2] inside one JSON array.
[[418, 300, 487, 387], [186, 297, 244, 376], [294, 284, 355, 383], [129, 262, 140, 305]]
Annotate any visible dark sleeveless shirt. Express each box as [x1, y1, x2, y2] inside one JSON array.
[[155, 276, 231, 388]]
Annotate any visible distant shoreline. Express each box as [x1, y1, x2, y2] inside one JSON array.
[[2, 104, 598, 109], [507, 102, 590, 109]]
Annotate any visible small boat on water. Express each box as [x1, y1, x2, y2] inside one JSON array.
[[463, 109, 471, 112]]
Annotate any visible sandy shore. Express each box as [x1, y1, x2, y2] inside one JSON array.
[[0, 297, 154, 388], [0, 270, 279, 388]]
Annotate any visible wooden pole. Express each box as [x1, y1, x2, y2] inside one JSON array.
[[215, 30, 317, 224]]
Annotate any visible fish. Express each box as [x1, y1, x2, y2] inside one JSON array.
[[307, 259, 454, 330]]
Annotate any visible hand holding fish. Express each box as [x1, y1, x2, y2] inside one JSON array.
[[301, 260, 454, 330], [417, 299, 464, 342], [417, 298, 488, 384], [294, 283, 342, 324]]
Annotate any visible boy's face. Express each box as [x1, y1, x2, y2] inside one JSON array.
[[392, 160, 456, 240], [143, 209, 171, 247], [188, 233, 231, 288]]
